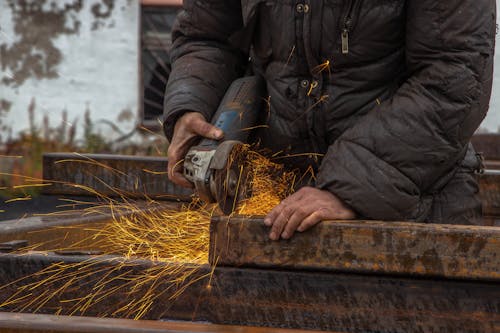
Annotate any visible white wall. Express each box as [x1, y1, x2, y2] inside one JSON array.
[[0, 0, 140, 143], [483, 4, 500, 133], [0, 1, 499, 144]]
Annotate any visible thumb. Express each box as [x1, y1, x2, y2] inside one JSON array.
[[192, 116, 224, 140]]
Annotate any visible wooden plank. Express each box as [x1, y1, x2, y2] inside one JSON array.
[[209, 217, 500, 281], [0, 253, 498, 333], [0, 312, 316, 333], [42, 153, 192, 201]]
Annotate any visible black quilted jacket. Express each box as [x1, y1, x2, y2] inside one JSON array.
[[163, 0, 496, 224]]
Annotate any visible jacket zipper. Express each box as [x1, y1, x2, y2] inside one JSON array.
[[341, 0, 357, 54]]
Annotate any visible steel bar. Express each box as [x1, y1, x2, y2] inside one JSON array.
[[0, 253, 498, 333], [42, 153, 499, 211], [209, 216, 500, 281], [0, 201, 182, 251], [0, 312, 318, 333], [42, 153, 192, 200]]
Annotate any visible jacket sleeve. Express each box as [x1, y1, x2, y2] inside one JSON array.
[[316, 0, 496, 221], [162, 0, 247, 141]]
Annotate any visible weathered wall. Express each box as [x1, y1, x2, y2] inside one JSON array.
[[0, 0, 139, 144], [484, 4, 500, 133], [0, 0, 499, 146]]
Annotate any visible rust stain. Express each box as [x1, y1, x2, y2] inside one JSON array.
[[420, 248, 444, 274]]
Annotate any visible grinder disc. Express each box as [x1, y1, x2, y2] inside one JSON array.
[[214, 163, 249, 215]]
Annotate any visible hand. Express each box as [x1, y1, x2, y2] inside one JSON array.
[[167, 112, 223, 188], [264, 186, 356, 240]]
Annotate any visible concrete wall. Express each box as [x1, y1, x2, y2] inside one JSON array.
[[484, 3, 500, 133], [0, 0, 139, 144], [0, 0, 499, 147]]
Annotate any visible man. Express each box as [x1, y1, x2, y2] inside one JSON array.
[[163, 0, 496, 240]]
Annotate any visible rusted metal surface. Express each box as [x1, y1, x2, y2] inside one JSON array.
[[0, 253, 498, 332], [0, 201, 182, 251], [479, 170, 500, 218], [472, 134, 500, 160], [0, 240, 29, 253], [42, 153, 192, 200], [42, 154, 498, 216], [0, 313, 317, 333], [209, 216, 500, 281]]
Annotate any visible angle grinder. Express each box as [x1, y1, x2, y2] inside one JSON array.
[[183, 76, 265, 214]]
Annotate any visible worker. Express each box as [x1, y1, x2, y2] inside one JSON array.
[[163, 1, 496, 240]]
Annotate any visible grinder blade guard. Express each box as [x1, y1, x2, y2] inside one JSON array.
[[183, 76, 265, 214]]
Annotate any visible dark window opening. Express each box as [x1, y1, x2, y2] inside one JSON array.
[[140, 4, 182, 130]]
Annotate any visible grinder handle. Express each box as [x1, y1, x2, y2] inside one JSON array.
[[199, 75, 265, 148]]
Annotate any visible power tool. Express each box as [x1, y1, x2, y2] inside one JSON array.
[[183, 76, 265, 214]]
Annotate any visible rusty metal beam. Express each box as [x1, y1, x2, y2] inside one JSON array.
[[472, 134, 500, 160], [479, 170, 500, 218], [0, 253, 498, 332], [209, 216, 500, 281], [0, 201, 182, 251], [42, 153, 192, 201], [42, 154, 500, 213], [0, 312, 317, 333]]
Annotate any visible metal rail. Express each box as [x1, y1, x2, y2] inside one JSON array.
[[209, 216, 500, 281], [42, 153, 193, 201], [0, 253, 498, 332], [0, 312, 318, 333]]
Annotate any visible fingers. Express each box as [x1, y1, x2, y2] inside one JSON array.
[[297, 210, 325, 233], [166, 112, 223, 188], [281, 206, 309, 239], [264, 189, 304, 227], [188, 115, 224, 140], [264, 187, 356, 240], [265, 189, 308, 240], [167, 145, 193, 188], [268, 206, 293, 240]]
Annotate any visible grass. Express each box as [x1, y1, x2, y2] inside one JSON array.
[[0, 99, 168, 197]]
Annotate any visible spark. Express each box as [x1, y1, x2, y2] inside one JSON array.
[[312, 59, 332, 76], [291, 94, 329, 126], [5, 196, 32, 203], [0, 149, 299, 319], [13, 183, 52, 189], [0, 155, 23, 159], [272, 152, 324, 160], [142, 169, 168, 175], [283, 45, 296, 71]]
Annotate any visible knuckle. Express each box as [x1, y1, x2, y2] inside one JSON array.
[[183, 113, 196, 125], [167, 144, 178, 158], [283, 206, 293, 217], [197, 122, 212, 136], [296, 207, 308, 217], [302, 186, 312, 193]]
